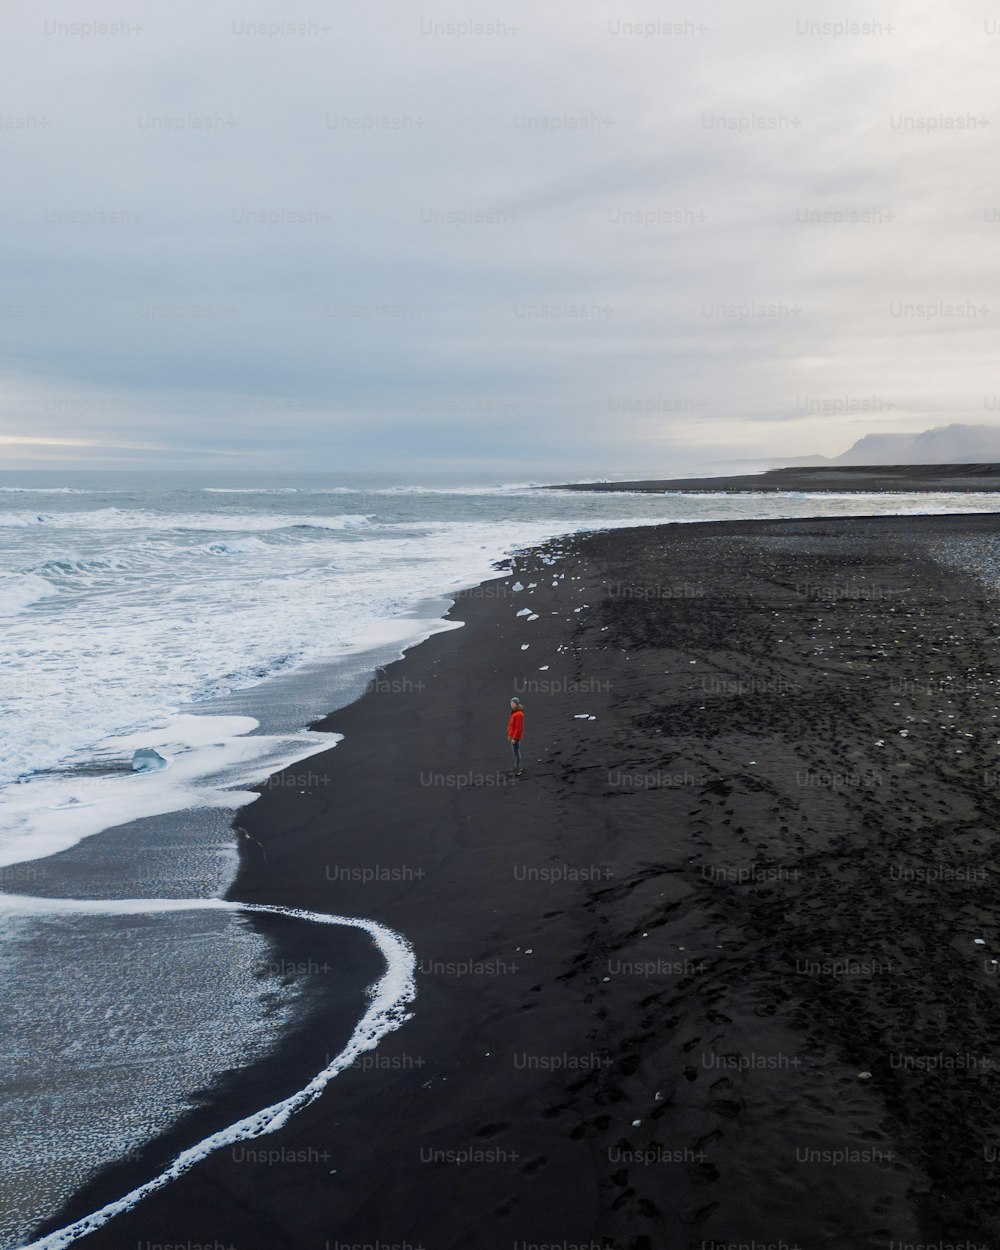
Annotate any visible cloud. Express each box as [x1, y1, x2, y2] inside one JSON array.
[[1, 0, 998, 471], [0, 435, 101, 448]]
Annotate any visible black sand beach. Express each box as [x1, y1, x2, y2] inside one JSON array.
[[550, 462, 1000, 493], [35, 512, 1000, 1250]]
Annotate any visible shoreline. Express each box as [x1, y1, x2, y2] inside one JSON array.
[[547, 462, 1000, 493], [29, 512, 1000, 1249]]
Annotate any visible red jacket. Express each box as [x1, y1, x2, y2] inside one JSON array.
[[507, 709, 524, 740]]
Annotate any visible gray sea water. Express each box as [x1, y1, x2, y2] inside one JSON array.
[[4, 468, 1000, 1247]]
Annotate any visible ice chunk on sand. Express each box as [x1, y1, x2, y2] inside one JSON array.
[[132, 748, 169, 772]]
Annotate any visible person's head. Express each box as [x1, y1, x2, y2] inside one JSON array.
[[510, 697, 522, 711]]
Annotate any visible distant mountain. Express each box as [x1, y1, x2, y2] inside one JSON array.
[[835, 423, 1000, 464], [716, 424, 1000, 473]]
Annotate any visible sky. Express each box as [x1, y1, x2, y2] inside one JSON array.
[[2, 0, 999, 475]]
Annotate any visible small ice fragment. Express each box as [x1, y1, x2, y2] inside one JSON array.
[[521, 644, 529, 650], [631, 1119, 641, 1126], [527, 614, 539, 621], [132, 748, 169, 772], [512, 581, 524, 592], [539, 665, 549, 670], [525, 948, 533, 954], [574, 713, 590, 719], [857, 1071, 873, 1080], [588, 716, 596, 721], [975, 938, 986, 945], [516, 608, 531, 617]]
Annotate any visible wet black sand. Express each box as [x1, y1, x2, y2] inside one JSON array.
[[35, 511, 1000, 1250]]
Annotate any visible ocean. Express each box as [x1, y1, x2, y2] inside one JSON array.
[[4, 469, 1000, 1248]]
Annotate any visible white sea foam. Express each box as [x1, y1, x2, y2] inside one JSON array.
[[0, 513, 53, 527], [285, 514, 374, 530], [203, 482, 544, 495], [0, 573, 60, 616], [0, 714, 339, 869], [3, 893, 416, 1250], [200, 537, 271, 555], [0, 511, 543, 798], [0, 508, 377, 532]]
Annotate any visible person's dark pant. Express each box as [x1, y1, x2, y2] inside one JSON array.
[[511, 739, 521, 769]]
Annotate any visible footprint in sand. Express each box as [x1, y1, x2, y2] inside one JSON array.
[[520, 1155, 547, 1176]]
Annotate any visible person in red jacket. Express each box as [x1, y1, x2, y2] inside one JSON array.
[[507, 697, 525, 776]]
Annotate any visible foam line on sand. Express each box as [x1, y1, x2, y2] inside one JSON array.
[[0, 893, 416, 1250]]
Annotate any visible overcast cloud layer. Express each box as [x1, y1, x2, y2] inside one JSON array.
[[2, 0, 999, 474]]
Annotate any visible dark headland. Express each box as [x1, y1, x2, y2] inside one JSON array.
[[38, 511, 1000, 1250], [548, 462, 1000, 493]]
